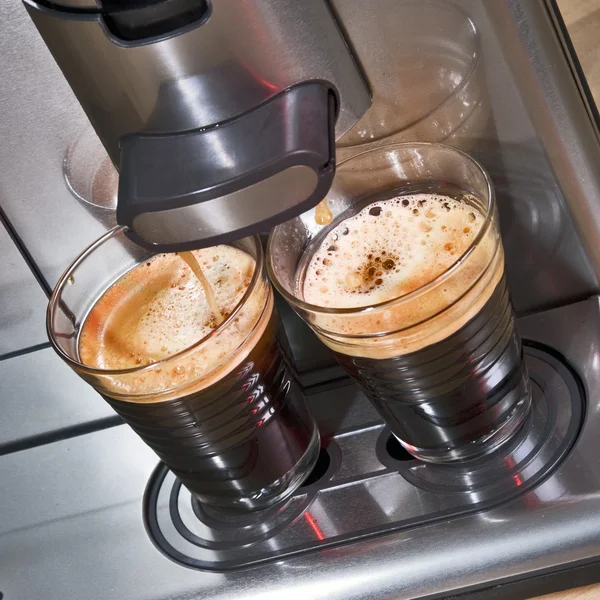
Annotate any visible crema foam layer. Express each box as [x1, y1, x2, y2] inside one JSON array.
[[300, 193, 503, 358], [79, 245, 271, 400]]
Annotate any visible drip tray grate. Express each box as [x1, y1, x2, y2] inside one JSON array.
[[143, 343, 583, 571]]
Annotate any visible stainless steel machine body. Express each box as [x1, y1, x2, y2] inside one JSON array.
[[3, 0, 600, 598], [23, 0, 371, 250]]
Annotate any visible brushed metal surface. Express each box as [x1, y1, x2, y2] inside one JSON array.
[[0, 347, 117, 452], [22, 0, 370, 254], [485, 0, 600, 288], [24, 0, 370, 162], [457, 2, 597, 310], [332, 0, 490, 158], [0, 1, 108, 288], [0, 221, 48, 357], [1, 299, 600, 599]]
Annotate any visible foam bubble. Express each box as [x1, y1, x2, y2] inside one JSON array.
[[303, 193, 484, 308]]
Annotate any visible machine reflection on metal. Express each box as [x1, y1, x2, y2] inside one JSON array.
[[63, 126, 118, 230], [334, 0, 491, 161]]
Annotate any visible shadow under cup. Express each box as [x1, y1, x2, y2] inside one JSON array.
[[47, 229, 319, 512], [268, 143, 532, 464]]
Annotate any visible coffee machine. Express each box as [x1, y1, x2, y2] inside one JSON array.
[[4, 0, 600, 598], [23, 0, 371, 250]]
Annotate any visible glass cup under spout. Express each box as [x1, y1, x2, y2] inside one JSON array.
[[47, 229, 319, 512], [268, 143, 532, 463]]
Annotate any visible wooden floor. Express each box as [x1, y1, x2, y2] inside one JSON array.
[[558, 0, 600, 103], [534, 583, 600, 600]]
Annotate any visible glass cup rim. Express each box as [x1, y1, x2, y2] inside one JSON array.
[[336, 0, 480, 150], [47, 226, 265, 377], [267, 141, 495, 316]]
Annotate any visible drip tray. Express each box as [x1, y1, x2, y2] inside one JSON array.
[[143, 342, 583, 572]]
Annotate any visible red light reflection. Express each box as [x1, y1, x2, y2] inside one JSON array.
[[505, 454, 522, 486], [304, 512, 325, 541]]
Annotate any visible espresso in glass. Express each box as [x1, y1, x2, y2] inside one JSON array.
[[48, 230, 319, 512], [268, 143, 531, 463]]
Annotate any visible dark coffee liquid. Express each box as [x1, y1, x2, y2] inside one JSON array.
[[335, 276, 530, 462], [104, 307, 318, 511]]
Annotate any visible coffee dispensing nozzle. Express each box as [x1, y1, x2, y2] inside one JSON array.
[[23, 0, 371, 252]]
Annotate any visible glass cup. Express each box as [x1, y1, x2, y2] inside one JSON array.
[[48, 228, 320, 512], [268, 143, 531, 463]]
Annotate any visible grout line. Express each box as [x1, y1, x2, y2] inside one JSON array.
[[0, 415, 124, 457], [0, 206, 52, 298], [0, 342, 52, 362]]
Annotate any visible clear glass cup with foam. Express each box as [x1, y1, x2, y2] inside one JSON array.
[[268, 142, 532, 463], [47, 228, 320, 512]]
